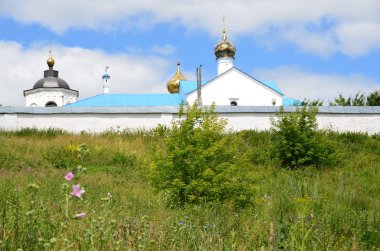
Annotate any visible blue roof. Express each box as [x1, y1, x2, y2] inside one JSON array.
[[283, 97, 302, 106], [261, 80, 284, 95], [179, 80, 207, 95], [66, 94, 184, 107]]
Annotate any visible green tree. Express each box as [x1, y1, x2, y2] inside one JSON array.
[[150, 103, 252, 207], [367, 90, 380, 106], [329, 94, 351, 106], [329, 92, 366, 106], [300, 98, 324, 106], [351, 92, 366, 106], [271, 106, 333, 169]]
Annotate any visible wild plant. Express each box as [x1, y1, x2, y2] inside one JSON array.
[[270, 106, 334, 169], [150, 102, 253, 207]]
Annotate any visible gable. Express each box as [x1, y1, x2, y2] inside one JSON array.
[[186, 67, 284, 96]]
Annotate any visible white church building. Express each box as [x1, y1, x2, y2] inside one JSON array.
[[28, 28, 293, 108], [186, 29, 283, 106]]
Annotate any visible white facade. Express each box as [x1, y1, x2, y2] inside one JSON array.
[[186, 68, 283, 106], [24, 88, 78, 107]]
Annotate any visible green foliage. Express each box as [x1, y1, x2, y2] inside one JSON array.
[[367, 90, 380, 106], [236, 130, 275, 166], [271, 106, 334, 169], [300, 98, 324, 106], [329, 90, 380, 106], [352, 92, 366, 106], [329, 93, 353, 106], [329, 93, 365, 106], [110, 152, 137, 167], [150, 103, 252, 207], [44, 143, 90, 169]]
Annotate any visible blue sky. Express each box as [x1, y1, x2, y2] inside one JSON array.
[[0, 0, 379, 106]]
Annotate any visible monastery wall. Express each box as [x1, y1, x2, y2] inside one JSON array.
[[1, 106, 380, 134]]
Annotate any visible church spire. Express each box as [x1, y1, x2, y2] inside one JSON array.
[[102, 66, 110, 94], [214, 17, 236, 75]]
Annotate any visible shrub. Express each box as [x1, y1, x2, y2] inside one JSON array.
[[150, 103, 252, 207], [270, 106, 333, 169]]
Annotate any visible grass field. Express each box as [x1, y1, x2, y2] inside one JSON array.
[[0, 128, 379, 250]]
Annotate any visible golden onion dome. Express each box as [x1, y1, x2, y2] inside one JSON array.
[[47, 50, 55, 68], [214, 29, 236, 59], [167, 62, 186, 94]]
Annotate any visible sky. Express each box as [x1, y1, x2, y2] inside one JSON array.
[[0, 0, 380, 106]]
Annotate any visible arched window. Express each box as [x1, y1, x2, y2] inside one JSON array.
[[30, 103, 37, 107], [230, 101, 238, 106], [45, 101, 57, 107]]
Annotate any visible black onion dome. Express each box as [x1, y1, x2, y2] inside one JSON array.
[[32, 53, 71, 90], [33, 76, 70, 89]]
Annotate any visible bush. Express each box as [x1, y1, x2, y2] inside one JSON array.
[[270, 106, 333, 169], [150, 103, 252, 207]]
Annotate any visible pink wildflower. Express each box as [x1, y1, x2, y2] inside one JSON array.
[[71, 184, 85, 198], [65, 171, 74, 181], [74, 212, 86, 218]]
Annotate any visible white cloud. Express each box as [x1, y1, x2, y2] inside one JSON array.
[[1, 0, 380, 56], [336, 22, 380, 57], [253, 66, 380, 102], [0, 40, 174, 106], [278, 26, 337, 57]]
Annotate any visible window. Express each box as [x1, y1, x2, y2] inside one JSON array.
[[30, 103, 37, 107], [45, 101, 57, 107], [230, 101, 237, 106]]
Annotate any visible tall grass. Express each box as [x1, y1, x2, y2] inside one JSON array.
[[0, 129, 379, 249]]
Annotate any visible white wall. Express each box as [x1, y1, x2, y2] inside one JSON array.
[[1, 113, 173, 133], [25, 89, 78, 107], [1, 107, 379, 134], [220, 113, 380, 134], [187, 69, 283, 106]]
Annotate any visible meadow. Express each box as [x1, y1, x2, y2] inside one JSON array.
[[0, 128, 379, 250]]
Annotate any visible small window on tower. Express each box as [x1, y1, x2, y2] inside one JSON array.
[[230, 101, 237, 106]]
